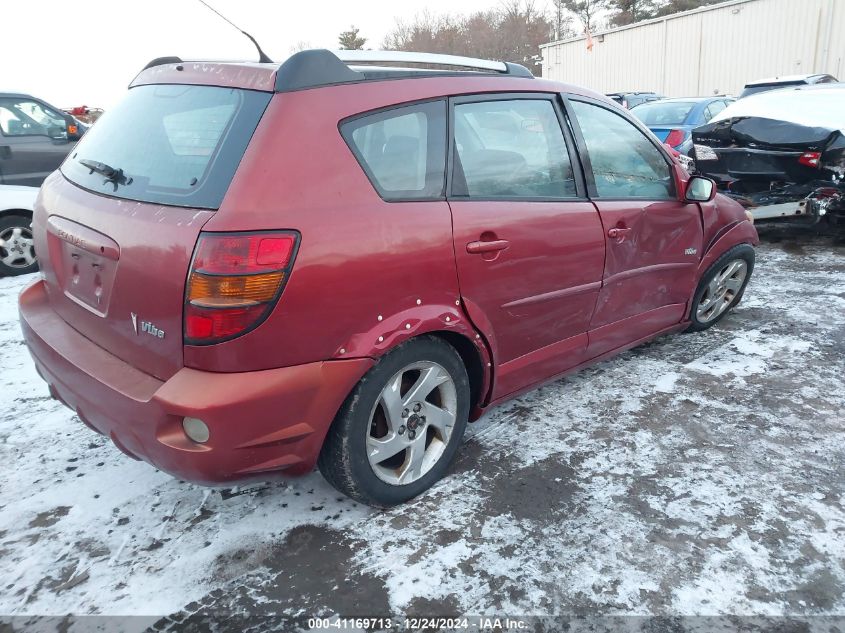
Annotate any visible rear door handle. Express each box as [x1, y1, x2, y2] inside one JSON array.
[[607, 227, 631, 239], [466, 239, 510, 254]]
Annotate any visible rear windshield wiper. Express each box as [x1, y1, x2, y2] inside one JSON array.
[[79, 158, 133, 191]]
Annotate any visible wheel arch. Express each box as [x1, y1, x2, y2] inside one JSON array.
[[694, 220, 757, 295], [689, 238, 756, 309], [334, 300, 494, 416], [427, 330, 489, 416]]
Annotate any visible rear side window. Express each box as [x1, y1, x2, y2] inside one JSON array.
[[452, 99, 576, 199], [61, 84, 271, 209], [704, 100, 727, 121], [571, 100, 674, 199], [341, 100, 447, 201]]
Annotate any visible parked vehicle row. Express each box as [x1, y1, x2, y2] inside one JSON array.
[[692, 84, 845, 229], [629, 96, 734, 156], [606, 91, 664, 109], [0, 93, 93, 276], [18, 50, 758, 506], [607, 72, 839, 110], [0, 92, 86, 188], [608, 72, 844, 231], [738, 73, 838, 99]]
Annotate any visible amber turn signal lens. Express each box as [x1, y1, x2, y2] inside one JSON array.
[[184, 231, 299, 345], [188, 271, 285, 308]]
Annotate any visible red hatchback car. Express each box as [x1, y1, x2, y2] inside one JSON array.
[[19, 50, 758, 506]]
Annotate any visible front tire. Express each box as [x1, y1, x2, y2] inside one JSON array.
[[0, 214, 38, 277], [318, 336, 470, 507], [686, 244, 755, 332]]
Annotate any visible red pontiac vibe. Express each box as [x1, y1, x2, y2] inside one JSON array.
[[19, 50, 758, 506]]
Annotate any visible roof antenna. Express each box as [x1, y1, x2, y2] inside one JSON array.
[[195, 0, 274, 63]]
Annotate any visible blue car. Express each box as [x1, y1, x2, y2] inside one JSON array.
[[630, 97, 735, 156]]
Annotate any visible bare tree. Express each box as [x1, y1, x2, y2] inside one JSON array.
[[289, 41, 314, 54], [607, 0, 657, 26], [549, 0, 577, 39], [559, 0, 608, 33], [383, 1, 554, 75], [655, 0, 723, 16], [338, 26, 367, 50]]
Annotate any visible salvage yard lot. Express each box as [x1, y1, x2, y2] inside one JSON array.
[[1, 236, 844, 625]]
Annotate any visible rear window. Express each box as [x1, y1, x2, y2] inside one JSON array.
[[340, 100, 447, 201], [61, 84, 271, 209], [631, 101, 696, 126], [739, 82, 804, 98]]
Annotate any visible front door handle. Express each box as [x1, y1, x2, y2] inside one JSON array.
[[466, 239, 510, 254], [607, 227, 631, 240], [0, 146, 11, 160]]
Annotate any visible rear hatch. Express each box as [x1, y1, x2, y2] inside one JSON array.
[[36, 83, 271, 380]]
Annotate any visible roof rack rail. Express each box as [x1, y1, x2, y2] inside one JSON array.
[[274, 49, 533, 92], [335, 50, 533, 77], [138, 50, 534, 92]]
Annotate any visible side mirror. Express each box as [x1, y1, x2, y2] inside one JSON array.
[[685, 175, 716, 202]]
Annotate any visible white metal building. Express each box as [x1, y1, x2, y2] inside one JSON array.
[[540, 0, 844, 97]]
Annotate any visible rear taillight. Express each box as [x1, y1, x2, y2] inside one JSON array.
[[665, 129, 686, 148], [798, 152, 822, 168], [184, 231, 299, 345]]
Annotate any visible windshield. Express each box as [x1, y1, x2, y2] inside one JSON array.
[[630, 101, 696, 126], [61, 84, 271, 209]]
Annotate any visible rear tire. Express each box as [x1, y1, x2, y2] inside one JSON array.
[[686, 244, 755, 332], [0, 214, 38, 277], [318, 336, 470, 507]]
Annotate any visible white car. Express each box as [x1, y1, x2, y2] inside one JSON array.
[[0, 185, 38, 276]]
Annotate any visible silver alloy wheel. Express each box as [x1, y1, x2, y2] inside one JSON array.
[[0, 225, 36, 269], [366, 361, 458, 486], [696, 259, 748, 323]]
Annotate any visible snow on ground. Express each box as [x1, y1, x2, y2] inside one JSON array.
[[1, 236, 844, 628]]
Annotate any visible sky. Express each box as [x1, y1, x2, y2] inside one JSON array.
[[1, 0, 503, 110]]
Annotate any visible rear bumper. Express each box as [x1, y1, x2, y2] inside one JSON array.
[[719, 182, 845, 225], [19, 279, 373, 485]]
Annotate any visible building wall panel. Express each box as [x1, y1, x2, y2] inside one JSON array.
[[542, 0, 845, 97]]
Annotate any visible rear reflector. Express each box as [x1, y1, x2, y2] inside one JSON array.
[[183, 417, 210, 443], [798, 152, 822, 168], [185, 231, 299, 345], [185, 303, 269, 340]]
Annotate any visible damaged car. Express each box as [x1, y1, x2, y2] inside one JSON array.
[[692, 85, 845, 229]]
